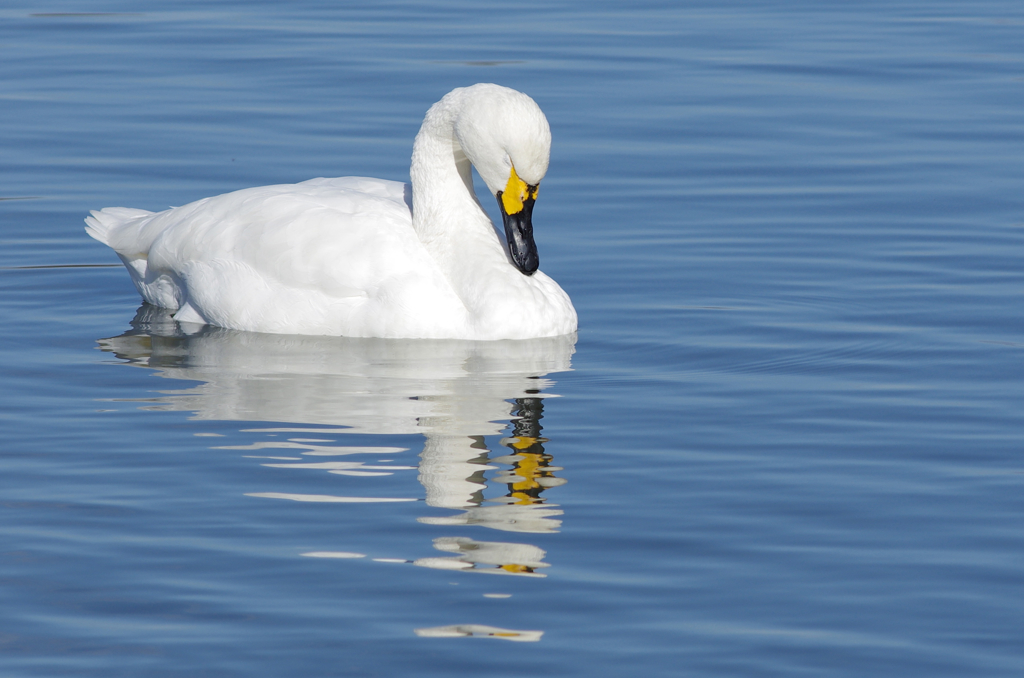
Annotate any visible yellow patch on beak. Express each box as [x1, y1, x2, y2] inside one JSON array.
[[500, 166, 539, 215]]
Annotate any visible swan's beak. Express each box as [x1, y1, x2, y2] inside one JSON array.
[[497, 166, 540, 276]]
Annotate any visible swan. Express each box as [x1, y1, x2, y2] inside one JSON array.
[[85, 84, 577, 340]]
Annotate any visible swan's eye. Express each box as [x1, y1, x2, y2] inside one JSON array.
[[501, 166, 536, 215]]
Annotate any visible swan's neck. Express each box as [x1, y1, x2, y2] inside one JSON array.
[[409, 96, 507, 286]]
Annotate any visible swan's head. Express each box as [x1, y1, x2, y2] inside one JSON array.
[[453, 84, 551, 276]]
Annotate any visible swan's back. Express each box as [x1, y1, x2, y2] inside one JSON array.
[[87, 178, 467, 337]]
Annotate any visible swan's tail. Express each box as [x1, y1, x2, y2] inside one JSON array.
[[84, 207, 153, 246], [85, 207, 159, 303]]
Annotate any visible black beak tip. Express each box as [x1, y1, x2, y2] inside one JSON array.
[[517, 251, 539, 275]]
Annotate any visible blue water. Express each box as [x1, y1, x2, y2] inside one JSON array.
[[3, 1, 1024, 676]]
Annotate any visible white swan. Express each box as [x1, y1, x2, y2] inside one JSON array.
[[85, 84, 577, 340]]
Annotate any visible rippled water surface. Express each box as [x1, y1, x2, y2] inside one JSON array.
[[3, 2, 1024, 676]]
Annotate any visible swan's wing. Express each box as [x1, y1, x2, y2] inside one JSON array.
[[94, 179, 415, 294], [91, 178, 463, 335]]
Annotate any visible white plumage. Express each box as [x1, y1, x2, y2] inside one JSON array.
[[86, 84, 577, 340]]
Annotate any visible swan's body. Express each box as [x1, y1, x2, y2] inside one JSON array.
[[86, 84, 577, 340]]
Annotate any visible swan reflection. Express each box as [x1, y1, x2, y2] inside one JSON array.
[[414, 536, 549, 577], [414, 624, 543, 642], [99, 304, 575, 578]]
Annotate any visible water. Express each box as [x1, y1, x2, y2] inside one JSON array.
[[2, 1, 1024, 675]]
